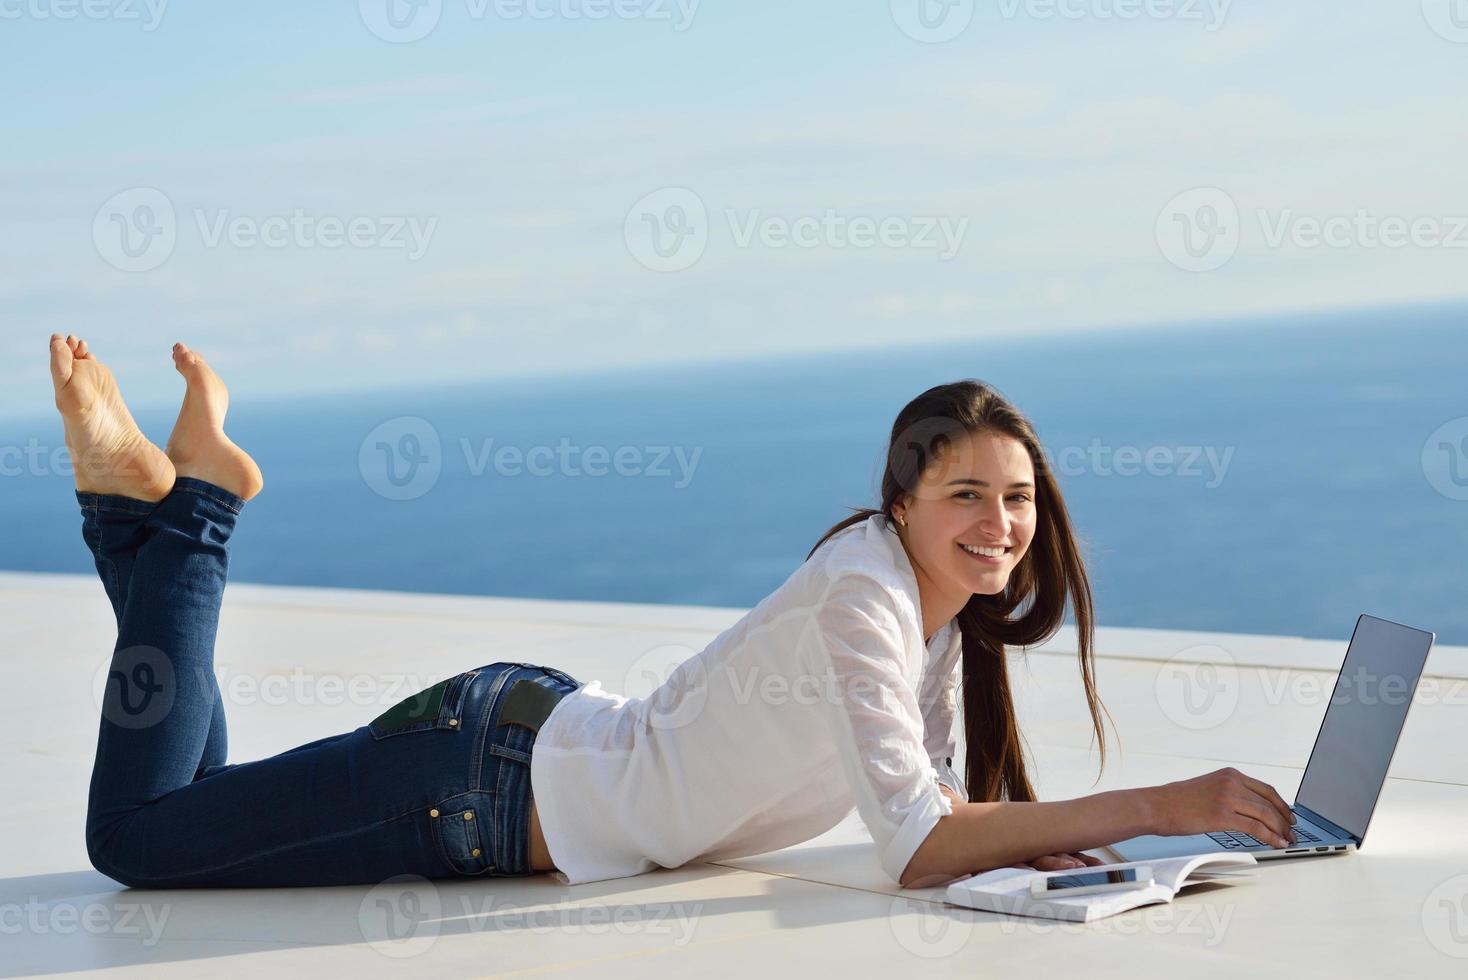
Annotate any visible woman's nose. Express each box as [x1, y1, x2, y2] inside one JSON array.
[[976, 500, 1009, 533]]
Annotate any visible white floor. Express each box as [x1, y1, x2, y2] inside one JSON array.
[[4, 570, 1466, 978]]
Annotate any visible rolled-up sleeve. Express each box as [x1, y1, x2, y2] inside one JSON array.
[[811, 573, 954, 885], [920, 653, 968, 802]]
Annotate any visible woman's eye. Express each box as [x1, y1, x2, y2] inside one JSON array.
[[954, 492, 1031, 502]]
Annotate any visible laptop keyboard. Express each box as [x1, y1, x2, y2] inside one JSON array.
[[1207, 824, 1322, 849]]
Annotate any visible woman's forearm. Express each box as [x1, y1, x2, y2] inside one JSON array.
[[900, 787, 1157, 887]]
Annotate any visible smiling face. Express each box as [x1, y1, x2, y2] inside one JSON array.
[[894, 429, 1038, 639]]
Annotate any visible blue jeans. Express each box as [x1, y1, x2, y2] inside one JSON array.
[[79, 476, 582, 888]]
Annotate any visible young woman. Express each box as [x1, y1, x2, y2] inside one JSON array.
[[50, 333, 1297, 891]]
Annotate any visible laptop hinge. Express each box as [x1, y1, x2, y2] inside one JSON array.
[[1295, 803, 1357, 843]]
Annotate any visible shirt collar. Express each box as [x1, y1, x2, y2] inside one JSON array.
[[863, 513, 957, 652]]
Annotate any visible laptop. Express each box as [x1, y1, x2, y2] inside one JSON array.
[[1108, 613, 1435, 863]]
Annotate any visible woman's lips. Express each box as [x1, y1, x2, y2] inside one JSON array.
[[957, 542, 1009, 565]]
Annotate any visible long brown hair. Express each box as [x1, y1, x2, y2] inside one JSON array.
[[806, 379, 1113, 803]]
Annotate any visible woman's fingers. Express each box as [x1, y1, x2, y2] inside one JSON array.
[[1244, 816, 1289, 848], [1028, 854, 1086, 871], [1013, 853, 1104, 872], [1233, 806, 1290, 847], [1239, 773, 1295, 829], [1237, 793, 1294, 843]]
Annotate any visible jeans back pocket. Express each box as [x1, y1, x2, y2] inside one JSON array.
[[369, 671, 479, 740]]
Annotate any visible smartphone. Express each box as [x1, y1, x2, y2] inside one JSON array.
[[1029, 865, 1154, 898]]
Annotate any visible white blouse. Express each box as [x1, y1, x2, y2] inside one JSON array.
[[529, 513, 968, 887]]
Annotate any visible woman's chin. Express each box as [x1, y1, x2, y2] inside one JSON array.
[[959, 569, 1009, 594]]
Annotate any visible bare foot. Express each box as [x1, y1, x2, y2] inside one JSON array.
[[164, 343, 264, 502], [49, 334, 176, 502]]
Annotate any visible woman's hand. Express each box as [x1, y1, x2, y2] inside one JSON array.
[[1148, 766, 1296, 847], [1008, 851, 1106, 872]]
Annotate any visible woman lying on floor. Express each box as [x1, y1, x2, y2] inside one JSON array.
[[47, 333, 1296, 890]]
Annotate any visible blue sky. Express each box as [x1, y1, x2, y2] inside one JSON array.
[[3, 0, 1466, 418]]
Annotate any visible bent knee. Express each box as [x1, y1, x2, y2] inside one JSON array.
[[86, 825, 158, 889]]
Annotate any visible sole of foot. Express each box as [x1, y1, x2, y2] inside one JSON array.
[[49, 334, 176, 502], [164, 343, 265, 502]]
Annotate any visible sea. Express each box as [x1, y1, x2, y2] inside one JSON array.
[[3, 303, 1465, 646]]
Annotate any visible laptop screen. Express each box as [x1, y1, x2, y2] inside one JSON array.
[[1295, 615, 1433, 842]]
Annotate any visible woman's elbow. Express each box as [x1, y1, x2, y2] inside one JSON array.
[[898, 814, 956, 888]]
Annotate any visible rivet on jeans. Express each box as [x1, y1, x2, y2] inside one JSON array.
[[472, 848, 481, 857], [449, 718, 459, 727], [430, 809, 439, 818], [464, 812, 474, 821]]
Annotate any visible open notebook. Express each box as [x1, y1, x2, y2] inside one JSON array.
[[943, 853, 1257, 922]]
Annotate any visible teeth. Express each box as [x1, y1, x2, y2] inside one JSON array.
[[959, 543, 1007, 558]]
